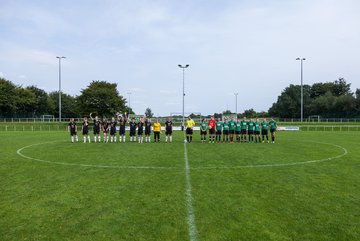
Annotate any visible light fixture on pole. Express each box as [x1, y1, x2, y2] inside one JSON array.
[[234, 93, 238, 117], [56, 56, 66, 122], [178, 64, 189, 131], [296, 57, 306, 122]]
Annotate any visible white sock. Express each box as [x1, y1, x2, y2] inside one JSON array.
[[123, 136, 126, 142], [165, 136, 168, 142], [84, 137, 86, 143], [170, 136, 172, 142], [88, 136, 90, 143], [114, 136, 117, 142], [110, 136, 113, 142], [98, 136, 101, 142], [94, 136, 96, 143], [75, 136, 78, 142], [71, 136, 74, 142]]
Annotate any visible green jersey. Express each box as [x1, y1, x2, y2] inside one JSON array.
[[216, 121, 223, 131], [235, 121, 241, 131], [254, 121, 260, 131], [248, 121, 255, 131], [229, 120, 236, 131], [261, 121, 268, 130], [240, 120, 248, 130], [223, 122, 230, 131], [200, 121, 207, 131], [269, 120, 277, 130]]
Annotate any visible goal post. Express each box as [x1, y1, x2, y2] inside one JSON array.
[[41, 115, 55, 122], [308, 115, 320, 122]]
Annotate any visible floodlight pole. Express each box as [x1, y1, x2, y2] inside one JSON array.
[[296, 58, 306, 122], [127, 92, 132, 114], [178, 64, 189, 131], [234, 93, 238, 117], [56, 56, 66, 122]]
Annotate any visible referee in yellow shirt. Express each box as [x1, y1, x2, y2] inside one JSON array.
[[153, 119, 161, 143], [186, 116, 195, 143]]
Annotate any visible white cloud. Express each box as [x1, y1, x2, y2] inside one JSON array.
[[0, 72, 4, 78]]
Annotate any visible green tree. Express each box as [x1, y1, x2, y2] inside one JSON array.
[[0, 78, 17, 117], [145, 107, 154, 118], [14, 88, 36, 117], [26, 86, 52, 117], [77, 81, 126, 117], [48, 92, 79, 118]]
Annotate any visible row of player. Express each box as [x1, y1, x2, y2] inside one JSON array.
[[185, 116, 277, 143], [68, 113, 277, 144]]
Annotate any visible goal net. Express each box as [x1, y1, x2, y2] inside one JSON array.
[[41, 115, 55, 122]]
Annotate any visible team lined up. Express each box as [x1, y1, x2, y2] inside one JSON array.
[[68, 113, 277, 144], [184, 116, 277, 143], [68, 113, 173, 143]]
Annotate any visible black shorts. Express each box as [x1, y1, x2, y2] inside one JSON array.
[[248, 130, 254, 135], [93, 128, 100, 135], [223, 130, 229, 135], [209, 129, 215, 135], [200, 130, 207, 135], [235, 130, 241, 135], [110, 129, 116, 135], [262, 130, 268, 135], [241, 129, 247, 135], [119, 127, 125, 135], [216, 130, 222, 135], [82, 130, 89, 135], [165, 129, 172, 135], [145, 129, 151, 135], [270, 129, 276, 133], [255, 130, 260, 135], [229, 130, 235, 135], [130, 129, 136, 136], [186, 128, 193, 135], [138, 129, 143, 135], [70, 131, 77, 136]]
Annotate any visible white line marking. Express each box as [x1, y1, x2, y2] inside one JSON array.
[[16, 142, 176, 170], [15, 141, 348, 170], [191, 141, 348, 170], [184, 142, 198, 241]]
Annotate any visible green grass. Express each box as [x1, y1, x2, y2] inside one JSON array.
[[1, 131, 360, 240]]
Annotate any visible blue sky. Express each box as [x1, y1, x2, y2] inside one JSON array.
[[1, 0, 360, 116]]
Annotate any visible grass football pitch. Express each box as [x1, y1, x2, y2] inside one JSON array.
[[0, 130, 359, 241]]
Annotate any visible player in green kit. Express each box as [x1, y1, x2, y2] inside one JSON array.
[[200, 118, 207, 143], [215, 118, 223, 143], [261, 118, 269, 143], [235, 119, 241, 143], [228, 117, 236, 143], [223, 119, 230, 142], [254, 118, 261, 143], [247, 118, 255, 143], [240, 117, 248, 143], [269, 117, 277, 143]]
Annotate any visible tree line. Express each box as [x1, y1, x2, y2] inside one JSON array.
[[0, 78, 129, 118], [268, 78, 360, 118], [1, 77, 359, 119]]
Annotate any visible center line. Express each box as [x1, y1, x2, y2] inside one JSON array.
[[184, 142, 198, 241]]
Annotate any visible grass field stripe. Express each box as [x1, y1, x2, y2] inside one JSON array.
[[184, 142, 198, 241], [16, 141, 177, 170]]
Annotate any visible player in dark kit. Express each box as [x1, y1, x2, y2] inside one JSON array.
[[68, 118, 78, 143], [269, 117, 277, 143], [164, 118, 173, 143], [81, 117, 90, 143], [90, 113, 101, 143], [118, 114, 127, 143], [109, 115, 118, 143], [129, 118, 137, 142], [215, 118, 223, 143], [145, 118, 152, 143], [261, 118, 269, 143], [137, 117, 145, 143], [102, 117, 110, 143]]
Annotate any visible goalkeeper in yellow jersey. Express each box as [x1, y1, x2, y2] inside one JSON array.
[[186, 116, 195, 143]]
